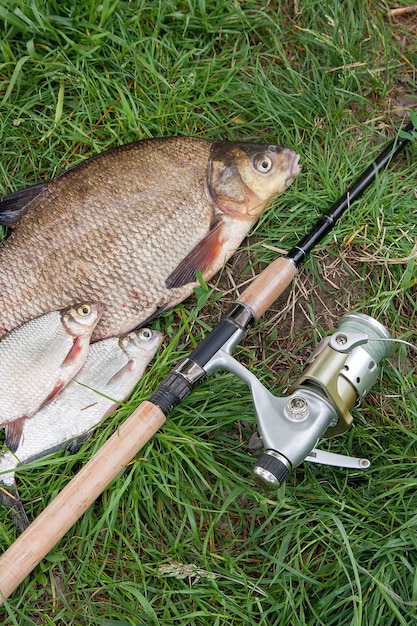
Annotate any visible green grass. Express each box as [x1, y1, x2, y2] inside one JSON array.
[[0, 0, 416, 623]]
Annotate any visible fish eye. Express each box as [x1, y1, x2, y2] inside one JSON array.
[[139, 328, 152, 341], [77, 304, 91, 316], [253, 155, 273, 173]]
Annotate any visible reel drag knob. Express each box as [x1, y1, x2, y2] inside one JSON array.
[[253, 450, 292, 488]]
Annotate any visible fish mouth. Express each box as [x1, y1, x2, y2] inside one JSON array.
[[291, 153, 301, 175], [285, 152, 301, 187]]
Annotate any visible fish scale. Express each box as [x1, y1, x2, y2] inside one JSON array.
[[0, 136, 300, 340]]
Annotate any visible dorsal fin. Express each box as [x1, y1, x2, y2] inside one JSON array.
[[0, 182, 47, 226]]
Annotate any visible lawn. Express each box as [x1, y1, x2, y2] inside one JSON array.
[[0, 1, 416, 624]]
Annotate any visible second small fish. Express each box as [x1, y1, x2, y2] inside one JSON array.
[[0, 327, 163, 530]]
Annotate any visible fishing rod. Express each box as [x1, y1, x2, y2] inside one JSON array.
[[0, 120, 414, 602]]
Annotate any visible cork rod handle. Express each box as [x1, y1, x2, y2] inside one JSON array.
[[0, 401, 166, 603], [237, 256, 297, 319]]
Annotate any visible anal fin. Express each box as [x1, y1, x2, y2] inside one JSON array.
[[5, 416, 26, 452], [134, 304, 170, 329]]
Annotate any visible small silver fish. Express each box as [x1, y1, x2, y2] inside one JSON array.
[[0, 302, 103, 450], [0, 327, 162, 530]]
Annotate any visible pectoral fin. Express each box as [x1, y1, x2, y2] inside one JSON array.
[[62, 337, 82, 366], [166, 216, 225, 288], [0, 182, 47, 226]]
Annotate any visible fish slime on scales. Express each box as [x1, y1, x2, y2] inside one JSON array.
[[0, 302, 103, 451], [0, 328, 163, 531], [0, 136, 301, 340]]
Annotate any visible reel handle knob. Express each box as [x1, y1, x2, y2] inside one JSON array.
[[253, 450, 292, 489]]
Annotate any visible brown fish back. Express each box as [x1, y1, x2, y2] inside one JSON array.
[[0, 137, 213, 339], [0, 136, 300, 340]]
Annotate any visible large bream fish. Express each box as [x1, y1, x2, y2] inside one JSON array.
[[0, 137, 300, 340], [0, 303, 103, 450], [0, 327, 163, 530]]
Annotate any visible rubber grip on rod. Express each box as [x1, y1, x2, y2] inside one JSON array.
[[0, 400, 166, 603], [237, 256, 297, 320]]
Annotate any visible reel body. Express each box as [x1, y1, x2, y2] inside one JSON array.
[[204, 312, 392, 488]]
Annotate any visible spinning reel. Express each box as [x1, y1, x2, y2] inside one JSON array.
[[203, 312, 392, 488]]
